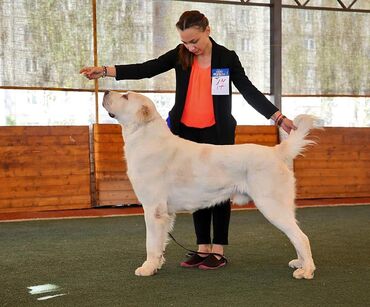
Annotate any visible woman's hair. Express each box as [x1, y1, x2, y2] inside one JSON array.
[[176, 10, 209, 70]]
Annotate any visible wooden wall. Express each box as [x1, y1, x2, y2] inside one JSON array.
[[0, 126, 91, 213], [235, 125, 278, 146], [1, 124, 369, 213], [295, 127, 370, 199], [92, 124, 138, 206]]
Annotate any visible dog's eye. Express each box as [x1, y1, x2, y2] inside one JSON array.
[[122, 93, 129, 100]]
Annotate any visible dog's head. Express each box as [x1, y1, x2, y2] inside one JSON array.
[[102, 91, 159, 126]]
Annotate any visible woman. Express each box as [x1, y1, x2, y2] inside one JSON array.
[[80, 10, 295, 270]]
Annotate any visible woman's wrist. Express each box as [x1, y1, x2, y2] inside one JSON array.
[[102, 66, 107, 78], [106, 66, 116, 77], [100, 66, 116, 78], [271, 111, 281, 121], [272, 111, 286, 126], [276, 115, 286, 126]]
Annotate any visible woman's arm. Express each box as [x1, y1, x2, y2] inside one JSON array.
[[80, 46, 179, 81], [230, 51, 296, 132], [115, 47, 179, 80]]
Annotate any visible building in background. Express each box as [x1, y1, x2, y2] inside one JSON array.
[[0, 0, 369, 126]]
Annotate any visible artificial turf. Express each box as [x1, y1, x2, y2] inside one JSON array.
[[1, 205, 369, 306]]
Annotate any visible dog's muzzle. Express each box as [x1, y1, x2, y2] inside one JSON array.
[[103, 91, 116, 118]]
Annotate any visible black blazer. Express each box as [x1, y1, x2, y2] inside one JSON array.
[[115, 37, 279, 145]]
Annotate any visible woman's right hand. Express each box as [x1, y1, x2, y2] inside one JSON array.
[[80, 66, 105, 80]]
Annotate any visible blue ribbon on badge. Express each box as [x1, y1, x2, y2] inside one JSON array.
[[212, 68, 229, 78]]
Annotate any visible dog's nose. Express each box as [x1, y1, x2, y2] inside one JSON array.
[[104, 90, 110, 96]]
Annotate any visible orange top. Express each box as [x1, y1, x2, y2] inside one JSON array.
[[181, 57, 215, 128]]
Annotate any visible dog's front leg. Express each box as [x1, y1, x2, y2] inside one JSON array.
[[135, 205, 168, 277]]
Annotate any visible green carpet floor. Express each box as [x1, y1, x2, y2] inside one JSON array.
[[1, 205, 369, 306]]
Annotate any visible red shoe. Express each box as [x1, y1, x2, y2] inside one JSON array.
[[180, 254, 208, 268], [198, 254, 227, 270]]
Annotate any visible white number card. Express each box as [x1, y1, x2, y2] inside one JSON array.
[[211, 68, 230, 95]]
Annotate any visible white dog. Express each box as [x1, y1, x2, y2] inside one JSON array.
[[103, 91, 316, 279]]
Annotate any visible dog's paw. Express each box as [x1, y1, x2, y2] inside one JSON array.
[[293, 268, 315, 280], [289, 259, 303, 269], [135, 261, 157, 277]]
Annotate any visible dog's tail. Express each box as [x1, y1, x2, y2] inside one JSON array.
[[275, 115, 319, 163]]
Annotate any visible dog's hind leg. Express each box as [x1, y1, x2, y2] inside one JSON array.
[[135, 203, 171, 276], [283, 223, 315, 279], [254, 199, 316, 280]]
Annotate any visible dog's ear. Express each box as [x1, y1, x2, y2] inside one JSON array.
[[136, 104, 153, 123]]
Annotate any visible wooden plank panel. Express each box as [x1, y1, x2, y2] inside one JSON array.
[[0, 175, 90, 189], [0, 126, 91, 212], [93, 145, 124, 154], [0, 203, 91, 214], [0, 126, 88, 136], [296, 175, 369, 187], [95, 172, 129, 181], [304, 127, 370, 145], [295, 168, 370, 177], [0, 184, 90, 199], [93, 124, 122, 135], [294, 160, 370, 170], [298, 145, 370, 157], [2, 154, 88, 165], [97, 180, 135, 191], [296, 150, 363, 161], [235, 125, 278, 146], [94, 134, 124, 143], [93, 124, 137, 206], [304, 144, 370, 152], [296, 184, 370, 199], [295, 127, 370, 200], [97, 191, 138, 204], [96, 198, 139, 206], [94, 152, 125, 163], [0, 135, 88, 146], [0, 145, 89, 156], [0, 195, 91, 209], [236, 125, 277, 134], [94, 161, 126, 173], [0, 162, 90, 178], [235, 134, 278, 145]]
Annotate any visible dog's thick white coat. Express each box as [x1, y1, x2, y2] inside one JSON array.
[[103, 91, 316, 279]]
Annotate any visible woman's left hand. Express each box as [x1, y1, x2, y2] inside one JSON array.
[[280, 117, 297, 134]]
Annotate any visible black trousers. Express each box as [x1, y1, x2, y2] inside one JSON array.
[[178, 123, 231, 245]]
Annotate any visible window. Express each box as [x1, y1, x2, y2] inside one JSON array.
[[26, 58, 38, 73], [304, 38, 315, 50], [242, 38, 252, 52], [240, 9, 250, 24], [283, 97, 370, 127], [0, 0, 368, 127], [282, 9, 369, 96]]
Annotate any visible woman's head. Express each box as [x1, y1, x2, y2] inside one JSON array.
[[176, 11, 211, 68], [176, 10, 209, 32]]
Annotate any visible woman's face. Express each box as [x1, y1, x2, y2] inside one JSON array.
[[177, 26, 211, 55]]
